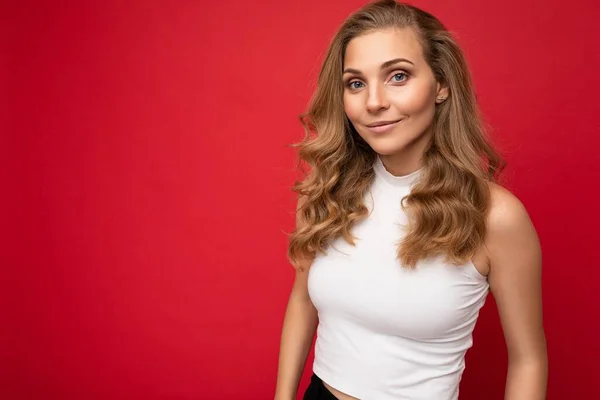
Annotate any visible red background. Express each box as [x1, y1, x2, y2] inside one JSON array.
[[4, 0, 599, 399]]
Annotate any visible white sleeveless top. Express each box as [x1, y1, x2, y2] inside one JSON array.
[[307, 156, 489, 400]]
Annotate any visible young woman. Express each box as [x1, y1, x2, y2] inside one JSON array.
[[275, 1, 547, 399]]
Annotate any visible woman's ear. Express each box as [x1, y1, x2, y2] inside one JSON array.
[[435, 84, 449, 104]]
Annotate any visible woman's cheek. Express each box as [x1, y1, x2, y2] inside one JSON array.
[[343, 95, 362, 123], [393, 84, 435, 113]]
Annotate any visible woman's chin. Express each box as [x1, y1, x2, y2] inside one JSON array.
[[368, 143, 407, 156]]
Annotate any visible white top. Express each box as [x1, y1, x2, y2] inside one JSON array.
[[308, 156, 489, 400]]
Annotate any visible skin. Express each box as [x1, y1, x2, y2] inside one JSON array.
[[310, 27, 548, 400], [343, 27, 448, 177]]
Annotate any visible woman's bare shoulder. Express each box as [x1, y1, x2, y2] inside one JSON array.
[[485, 182, 532, 232], [484, 181, 541, 272]]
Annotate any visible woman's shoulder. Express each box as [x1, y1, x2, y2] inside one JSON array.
[[486, 182, 531, 230], [484, 181, 539, 259]]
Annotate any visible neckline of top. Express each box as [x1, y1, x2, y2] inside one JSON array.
[[373, 155, 422, 188]]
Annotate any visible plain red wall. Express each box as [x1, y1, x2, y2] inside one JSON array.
[[4, 0, 599, 399]]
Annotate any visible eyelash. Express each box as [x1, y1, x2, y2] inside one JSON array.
[[346, 71, 409, 90]]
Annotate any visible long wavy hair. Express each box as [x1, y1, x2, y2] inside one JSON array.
[[287, 0, 505, 270]]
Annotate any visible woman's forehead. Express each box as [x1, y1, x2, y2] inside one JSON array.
[[344, 28, 424, 69]]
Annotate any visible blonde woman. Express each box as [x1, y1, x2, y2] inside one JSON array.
[[275, 1, 547, 399]]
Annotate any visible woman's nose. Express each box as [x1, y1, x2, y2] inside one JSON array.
[[366, 84, 390, 113]]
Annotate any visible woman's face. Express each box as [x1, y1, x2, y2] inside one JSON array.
[[343, 28, 447, 174]]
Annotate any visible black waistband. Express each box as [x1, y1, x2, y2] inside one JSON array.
[[302, 373, 340, 400]]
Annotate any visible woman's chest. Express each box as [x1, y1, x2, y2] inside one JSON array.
[[307, 204, 488, 339]]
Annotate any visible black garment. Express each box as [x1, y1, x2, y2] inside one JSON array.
[[303, 373, 340, 400]]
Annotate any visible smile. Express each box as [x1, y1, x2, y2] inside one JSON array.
[[365, 119, 403, 133]]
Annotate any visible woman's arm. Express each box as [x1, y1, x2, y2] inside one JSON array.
[[274, 196, 319, 400], [274, 267, 318, 400], [486, 184, 548, 399]]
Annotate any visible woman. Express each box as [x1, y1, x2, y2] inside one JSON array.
[[275, 1, 547, 399]]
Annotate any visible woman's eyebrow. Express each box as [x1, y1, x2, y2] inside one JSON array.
[[343, 57, 414, 75]]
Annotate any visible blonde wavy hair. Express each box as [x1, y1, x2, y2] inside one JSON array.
[[287, 0, 505, 270]]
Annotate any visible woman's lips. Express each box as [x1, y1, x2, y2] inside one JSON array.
[[365, 119, 403, 133]]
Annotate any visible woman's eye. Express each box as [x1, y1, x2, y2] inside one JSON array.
[[348, 81, 364, 90], [391, 72, 408, 82]]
